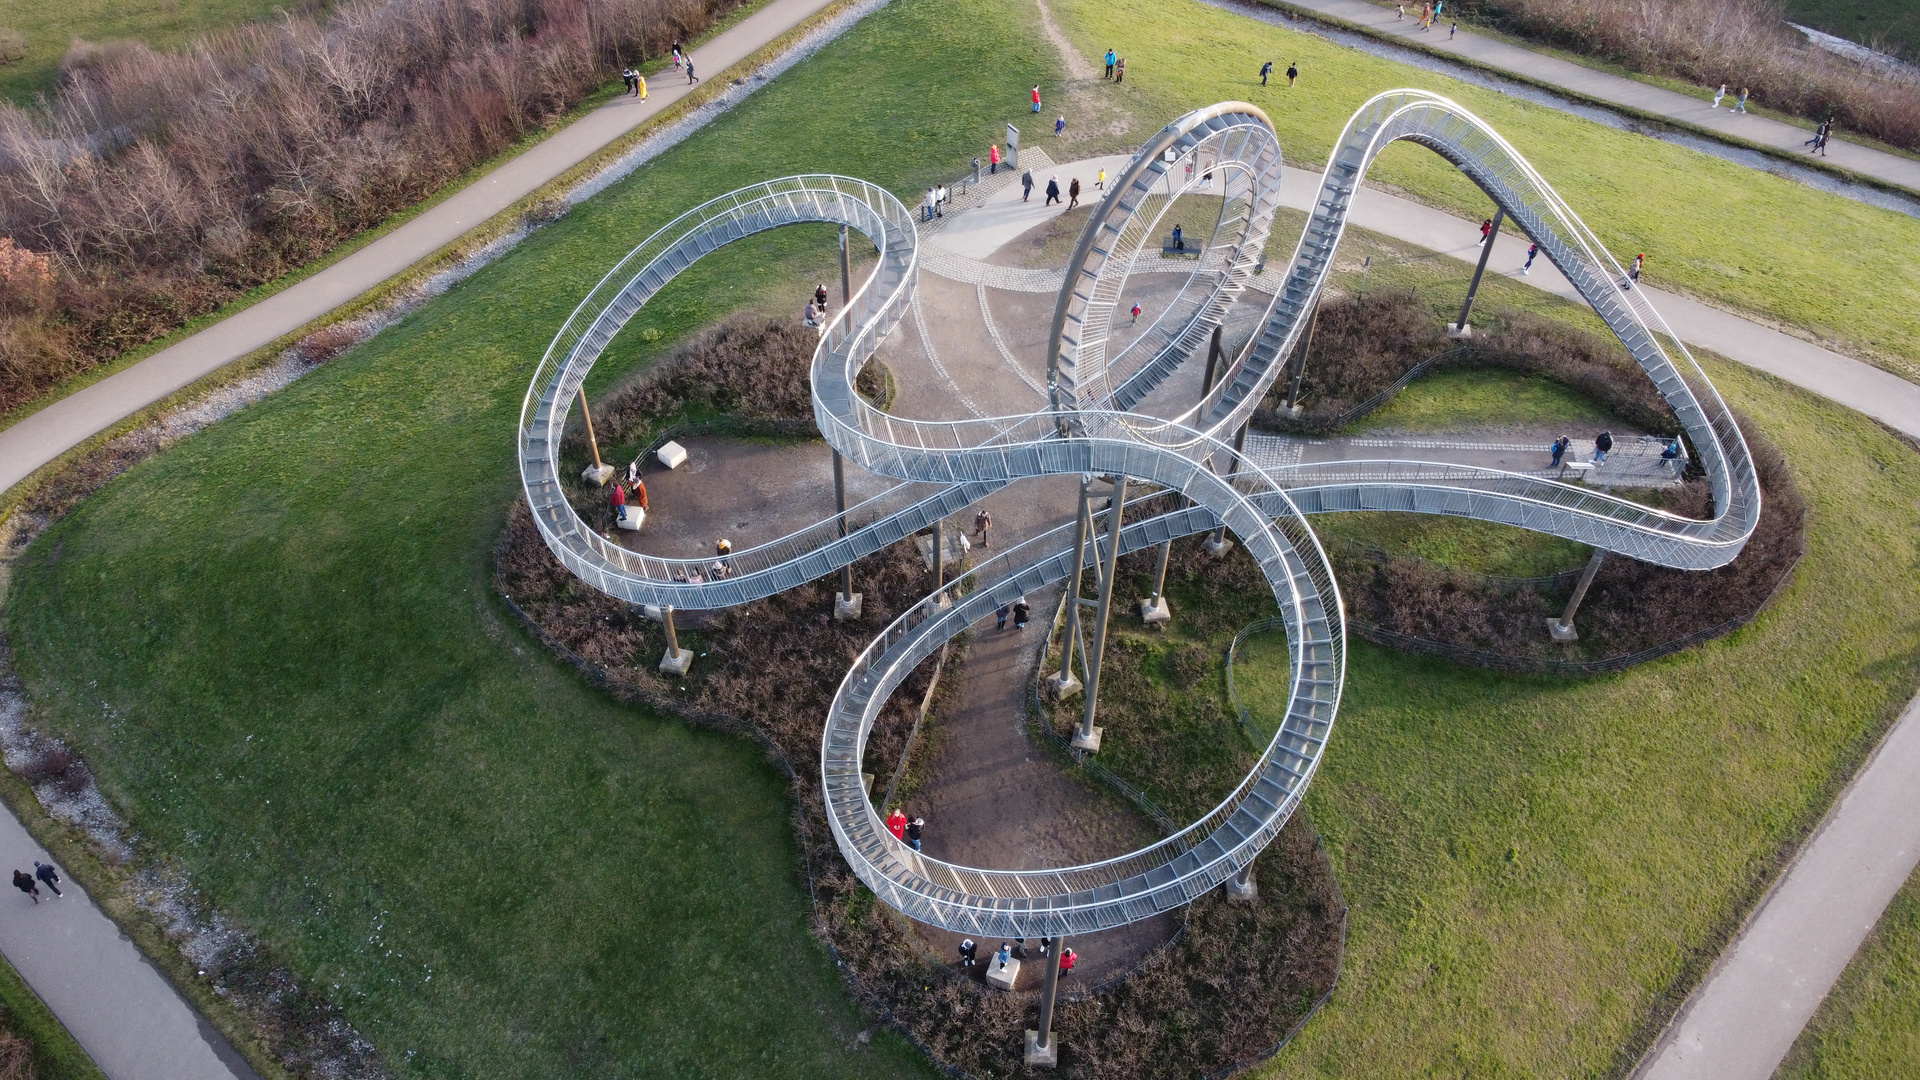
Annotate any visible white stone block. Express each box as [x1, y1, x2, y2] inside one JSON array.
[[1139, 596, 1171, 624], [656, 441, 689, 469], [659, 648, 693, 675], [615, 506, 646, 531], [835, 593, 864, 621], [1070, 726, 1104, 753], [985, 956, 1021, 990]]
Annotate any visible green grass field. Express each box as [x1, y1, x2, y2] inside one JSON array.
[[0, 0, 298, 103], [1048, 0, 1920, 378], [1229, 358, 1920, 1076], [1776, 863, 1920, 1079], [1345, 367, 1618, 433]]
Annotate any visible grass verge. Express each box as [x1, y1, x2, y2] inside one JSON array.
[[0, 951, 104, 1080], [1775, 862, 1920, 1078]]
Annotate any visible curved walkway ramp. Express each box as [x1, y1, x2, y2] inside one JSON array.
[[520, 92, 1760, 938]]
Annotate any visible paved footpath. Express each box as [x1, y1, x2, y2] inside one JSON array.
[[1273, 0, 1920, 196], [0, 0, 840, 497]]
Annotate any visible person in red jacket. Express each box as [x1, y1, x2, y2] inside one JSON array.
[[610, 481, 628, 521], [989, 143, 1001, 174], [1058, 948, 1077, 977], [886, 807, 908, 841], [1031, 85, 1042, 113]]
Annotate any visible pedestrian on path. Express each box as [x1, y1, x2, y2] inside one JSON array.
[[1068, 177, 1081, 209], [990, 143, 1002, 173], [1055, 115, 1066, 137], [1105, 49, 1117, 79], [1013, 597, 1031, 629], [996, 603, 1011, 630], [1420, 2, 1433, 30], [1096, 166, 1106, 190], [1807, 118, 1831, 151], [673, 42, 684, 69], [973, 508, 993, 547], [610, 481, 627, 521], [1022, 168, 1035, 202], [1396, 3, 1404, 19], [1733, 87, 1748, 114], [1549, 435, 1570, 468], [11, 871, 38, 904], [1287, 62, 1298, 86], [622, 67, 637, 95], [887, 807, 908, 841], [1661, 437, 1684, 474], [1045, 176, 1061, 206], [33, 862, 60, 897], [906, 817, 924, 851], [1713, 83, 1727, 109], [960, 938, 978, 967], [1032, 85, 1042, 113], [925, 187, 938, 221], [1058, 948, 1077, 977], [636, 73, 647, 101], [1592, 430, 1613, 465], [1012, 937, 1028, 960], [816, 283, 830, 309], [1522, 242, 1539, 274], [1622, 252, 1644, 289], [1478, 217, 1493, 246], [1814, 129, 1830, 156], [1448, 22, 1456, 39], [1130, 302, 1142, 325], [686, 58, 698, 84], [1434, 0, 1443, 16], [1114, 57, 1125, 83], [1261, 60, 1273, 86]]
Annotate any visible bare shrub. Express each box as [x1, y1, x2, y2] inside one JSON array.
[[0, 0, 748, 412], [1452, 0, 1920, 150], [0, 29, 25, 67], [0, 1031, 32, 1080], [293, 321, 364, 365], [586, 316, 820, 444]]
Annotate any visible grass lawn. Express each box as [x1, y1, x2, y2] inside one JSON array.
[[0, 0, 1050, 1073], [1227, 355, 1920, 1076], [1784, 0, 1920, 58], [1775, 862, 1920, 1078], [1344, 367, 1618, 433], [0, 0, 299, 103], [1048, 0, 1920, 377]]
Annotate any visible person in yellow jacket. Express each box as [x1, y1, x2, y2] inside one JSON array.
[[636, 73, 647, 100]]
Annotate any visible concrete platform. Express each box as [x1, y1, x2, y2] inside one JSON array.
[[986, 956, 1021, 990]]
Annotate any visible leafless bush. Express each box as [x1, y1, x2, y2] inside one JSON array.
[[0, 0, 746, 412], [1453, 0, 1920, 150], [585, 316, 820, 445], [0, 29, 26, 68], [0, 1031, 31, 1080]]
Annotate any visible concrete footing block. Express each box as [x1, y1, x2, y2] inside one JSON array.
[[615, 507, 646, 531], [582, 463, 615, 486], [835, 593, 864, 621], [1201, 534, 1234, 559], [1047, 673, 1082, 700], [1070, 726, 1104, 753], [1546, 618, 1579, 643], [1139, 596, 1171, 625], [986, 957, 1021, 990], [659, 648, 693, 675], [1023, 1030, 1060, 1068], [1226, 873, 1258, 902], [1446, 323, 1472, 338]]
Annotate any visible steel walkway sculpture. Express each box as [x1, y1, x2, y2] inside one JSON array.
[[519, 91, 1760, 940]]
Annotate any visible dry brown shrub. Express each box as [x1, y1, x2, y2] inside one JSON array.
[[0, 1030, 32, 1080], [294, 321, 364, 365]]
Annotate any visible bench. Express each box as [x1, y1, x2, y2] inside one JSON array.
[[1160, 236, 1200, 258], [1559, 460, 1595, 481]]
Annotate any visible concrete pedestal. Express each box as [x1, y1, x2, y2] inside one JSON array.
[[986, 957, 1021, 990], [1201, 534, 1234, 559], [1070, 726, 1104, 753], [1446, 323, 1472, 339], [1046, 673, 1082, 700], [1226, 873, 1258, 902], [835, 593, 864, 621], [1139, 596, 1171, 625], [659, 648, 693, 675], [1546, 618, 1579, 643], [582, 463, 615, 486], [656, 441, 689, 469], [615, 507, 646, 531], [1024, 1030, 1060, 1068]]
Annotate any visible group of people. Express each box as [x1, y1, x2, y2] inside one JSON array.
[[1549, 432, 1685, 473], [1258, 60, 1299, 87], [669, 538, 734, 583], [1712, 83, 1750, 114], [1401, 1, 1446, 31], [1100, 49, 1127, 84], [608, 471, 648, 522], [1018, 169, 1090, 211], [957, 937, 1077, 978], [617, 43, 696, 98], [885, 807, 925, 850], [804, 282, 833, 329], [10, 862, 61, 903], [1805, 117, 1835, 156], [994, 596, 1032, 631]]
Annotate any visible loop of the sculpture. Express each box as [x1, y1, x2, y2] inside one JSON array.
[[519, 92, 1760, 937]]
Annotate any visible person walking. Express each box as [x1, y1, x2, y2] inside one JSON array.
[[1592, 430, 1613, 466], [1733, 87, 1749, 114], [1022, 168, 1035, 202], [715, 538, 733, 574], [924, 187, 938, 222], [906, 817, 924, 851], [686, 58, 698, 84], [1549, 435, 1570, 469], [887, 807, 908, 841], [11, 870, 37, 904], [1420, 2, 1433, 30], [1031, 85, 1042, 113], [990, 143, 1001, 173], [1448, 22, 1456, 39], [1814, 128, 1830, 156], [672, 42, 684, 69], [33, 862, 60, 898], [1114, 57, 1125, 83], [1807, 118, 1831, 152], [1625, 252, 1645, 289], [1478, 217, 1493, 246], [1712, 82, 1727, 109], [610, 480, 627, 522], [1397, 3, 1405, 19], [1012, 937, 1028, 960], [1104, 49, 1117, 79], [973, 508, 993, 548], [1260, 60, 1273, 86], [959, 939, 978, 968], [631, 475, 648, 513], [636, 72, 647, 101], [1058, 948, 1077, 978], [815, 283, 830, 309], [1045, 176, 1061, 206], [1013, 596, 1031, 629], [1522, 242, 1539, 274], [1096, 166, 1106, 190], [1286, 61, 1299, 86], [1434, 0, 1443, 16], [621, 67, 637, 95], [996, 602, 1011, 631], [1055, 114, 1066, 137], [1067, 177, 1082, 209], [1130, 302, 1142, 325], [1661, 437, 1684, 474]]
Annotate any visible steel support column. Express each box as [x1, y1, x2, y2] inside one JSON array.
[[1076, 477, 1127, 751], [1455, 208, 1505, 334]]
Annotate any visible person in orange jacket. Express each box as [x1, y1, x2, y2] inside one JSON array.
[[886, 807, 908, 841]]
